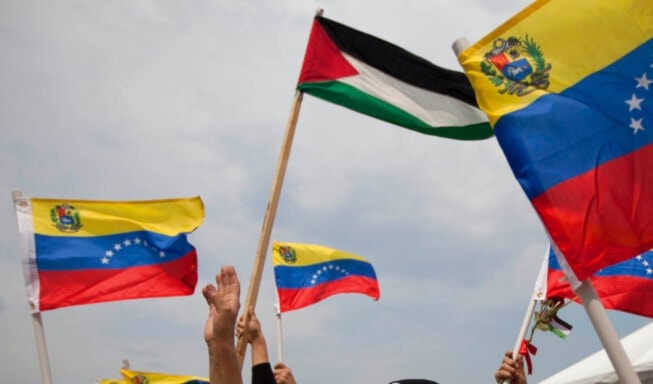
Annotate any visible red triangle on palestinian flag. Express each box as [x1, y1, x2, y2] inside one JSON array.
[[297, 19, 358, 84]]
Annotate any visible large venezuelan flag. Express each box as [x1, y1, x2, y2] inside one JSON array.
[[458, 0, 653, 283], [272, 242, 380, 312], [14, 196, 204, 312]]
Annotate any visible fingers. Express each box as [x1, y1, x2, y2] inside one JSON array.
[[219, 265, 241, 293], [202, 284, 217, 306]]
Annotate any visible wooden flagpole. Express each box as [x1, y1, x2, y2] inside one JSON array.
[[13, 191, 53, 384], [236, 91, 304, 369]]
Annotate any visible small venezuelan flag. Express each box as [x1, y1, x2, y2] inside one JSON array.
[[14, 196, 204, 312], [272, 241, 380, 313]]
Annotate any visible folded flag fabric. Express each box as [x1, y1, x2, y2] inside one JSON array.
[[547, 313, 572, 339], [14, 196, 204, 312], [272, 241, 380, 312], [457, 0, 653, 284], [97, 379, 126, 384], [546, 246, 653, 318], [120, 368, 208, 384], [296, 15, 492, 140]]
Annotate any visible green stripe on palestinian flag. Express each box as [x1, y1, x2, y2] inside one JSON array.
[[297, 15, 492, 141]]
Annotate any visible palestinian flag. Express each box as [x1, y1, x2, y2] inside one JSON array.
[[296, 16, 492, 140]]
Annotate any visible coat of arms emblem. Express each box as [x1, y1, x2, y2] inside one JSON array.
[[278, 245, 297, 264], [50, 203, 83, 232], [481, 35, 551, 96]]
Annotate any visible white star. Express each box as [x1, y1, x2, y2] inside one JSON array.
[[317, 270, 322, 275], [159, 251, 165, 258], [322, 266, 328, 271], [123, 239, 132, 246], [113, 243, 122, 251], [134, 237, 141, 245], [105, 250, 114, 257], [101, 257, 109, 264], [625, 94, 644, 111], [144, 240, 149, 247], [630, 117, 644, 133], [637, 255, 643, 260], [648, 268, 653, 274], [644, 261, 650, 267], [635, 73, 653, 90], [328, 264, 333, 269], [312, 274, 318, 279]]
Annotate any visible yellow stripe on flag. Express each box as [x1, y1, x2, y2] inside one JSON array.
[[29, 196, 204, 237], [458, 0, 653, 125], [273, 241, 369, 266]]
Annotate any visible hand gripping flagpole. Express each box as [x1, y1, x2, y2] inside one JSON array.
[[13, 191, 53, 384], [236, 90, 304, 369]]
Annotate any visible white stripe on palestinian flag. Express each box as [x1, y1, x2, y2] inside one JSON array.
[[549, 316, 572, 339], [340, 53, 489, 128]]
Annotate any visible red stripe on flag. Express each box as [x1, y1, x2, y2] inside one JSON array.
[[547, 268, 653, 318], [277, 275, 380, 313], [533, 143, 653, 281], [38, 250, 198, 311]]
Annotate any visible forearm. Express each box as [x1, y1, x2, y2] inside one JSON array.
[[250, 336, 270, 366], [208, 340, 243, 384]]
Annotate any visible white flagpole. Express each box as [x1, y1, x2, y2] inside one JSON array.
[[13, 191, 53, 384], [500, 247, 550, 384], [275, 304, 284, 363], [500, 299, 536, 384], [575, 279, 640, 383], [550, 242, 640, 383]]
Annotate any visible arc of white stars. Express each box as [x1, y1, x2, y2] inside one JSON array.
[[309, 263, 349, 285], [101, 236, 166, 264]]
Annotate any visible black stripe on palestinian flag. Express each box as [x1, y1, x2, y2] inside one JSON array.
[[296, 16, 492, 140]]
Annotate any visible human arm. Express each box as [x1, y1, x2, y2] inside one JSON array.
[[237, 306, 270, 366], [236, 305, 275, 384], [494, 350, 527, 384], [203, 265, 243, 384]]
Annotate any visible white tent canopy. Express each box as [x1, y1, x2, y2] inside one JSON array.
[[539, 322, 653, 383]]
